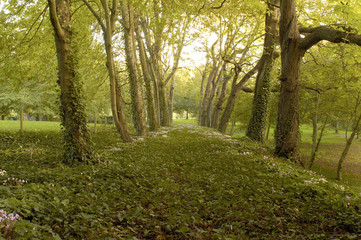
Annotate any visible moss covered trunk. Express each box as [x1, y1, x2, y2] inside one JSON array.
[[48, 0, 94, 163], [246, 0, 279, 142], [121, 3, 147, 136]]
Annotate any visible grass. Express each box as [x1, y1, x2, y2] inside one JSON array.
[[1, 121, 361, 238], [0, 120, 61, 132]]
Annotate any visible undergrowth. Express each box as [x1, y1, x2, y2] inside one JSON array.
[[0, 124, 361, 239]]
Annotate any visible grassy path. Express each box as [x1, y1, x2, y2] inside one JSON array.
[[0, 124, 361, 239]]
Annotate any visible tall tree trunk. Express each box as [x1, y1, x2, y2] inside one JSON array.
[[309, 116, 328, 170], [158, 82, 170, 126], [48, 0, 94, 164], [336, 111, 361, 180], [200, 66, 219, 126], [205, 66, 223, 127], [218, 56, 265, 134], [275, 0, 305, 160], [135, 21, 158, 131], [121, 2, 147, 136], [217, 76, 238, 133], [211, 68, 231, 128], [20, 104, 24, 133], [83, 0, 133, 142], [168, 77, 175, 124], [246, 0, 279, 142], [198, 58, 209, 124], [94, 111, 97, 134]]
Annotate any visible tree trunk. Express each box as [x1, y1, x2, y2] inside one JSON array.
[[20, 105, 24, 133], [309, 116, 328, 170], [246, 0, 279, 142], [168, 77, 175, 124], [198, 58, 209, 124], [48, 0, 94, 164], [94, 111, 97, 134], [205, 66, 223, 127], [275, 0, 305, 161], [336, 111, 361, 180], [211, 68, 231, 128], [218, 77, 238, 133], [200, 66, 219, 126], [83, 0, 133, 142], [135, 21, 158, 131], [121, 3, 147, 136], [158, 82, 170, 126]]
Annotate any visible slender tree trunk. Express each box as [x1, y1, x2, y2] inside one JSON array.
[[135, 21, 158, 131], [200, 66, 219, 126], [20, 105, 24, 133], [336, 111, 361, 180], [246, 0, 279, 142], [205, 67, 223, 127], [83, 0, 133, 142], [48, 0, 94, 164], [265, 118, 271, 141], [94, 111, 97, 134], [218, 77, 238, 133], [121, 3, 147, 136], [211, 69, 231, 128], [168, 77, 175, 124], [309, 116, 328, 170], [198, 58, 209, 124]]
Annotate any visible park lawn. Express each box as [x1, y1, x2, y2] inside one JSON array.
[[0, 123, 361, 238], [0, 120, 61, 132]]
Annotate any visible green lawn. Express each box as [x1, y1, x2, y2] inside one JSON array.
[[0, 121, 361, 238], [0, 120, 61, 132]]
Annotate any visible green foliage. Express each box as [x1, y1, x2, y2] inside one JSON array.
[[0, 124, 361, 238]]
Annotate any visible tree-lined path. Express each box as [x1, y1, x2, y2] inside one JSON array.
[[1, 124, 361, 238]]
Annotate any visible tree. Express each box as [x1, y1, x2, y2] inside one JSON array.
[[275, 0, 361, 161], [48, 0, 95, 164], [82, 0, 133, 142], [246, 0, 280, 142], [121, 2, 147, 136]]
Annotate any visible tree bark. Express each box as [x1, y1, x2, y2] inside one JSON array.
[[275, 0, 305, 160], [211, 67, 231, 128], [336, 111, 361, 180], [83, 0, 133, 142], [218, 56, 265, 134], [48, 0, 94, 164], [246, 0, 279, 142], [135, 20, 158, 131], [198, 57, 209, 124], [200, 66, 219, 126], [309, 116, 328, 170], [168, 77, 175, 124], [121, 2, 147, 136], [20, 104, 24, 133]]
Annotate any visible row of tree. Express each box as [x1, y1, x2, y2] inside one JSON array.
[[2, 0, 361, 172]]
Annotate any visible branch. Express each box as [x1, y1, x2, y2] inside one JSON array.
[[21, 4, 48, 44], [82, 0, 106, 32], [211, 0, 227, 9], [265, 0, 280, 9], [299, 26, 361, 50], [48, 0, 64, 38], [110, 0, 118, 32]]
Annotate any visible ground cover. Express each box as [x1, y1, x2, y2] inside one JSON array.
[[0, 122, 361, 239]]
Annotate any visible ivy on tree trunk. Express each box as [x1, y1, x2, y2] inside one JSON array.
[[48, 0, 95, 164]]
